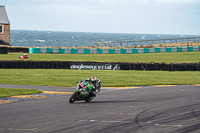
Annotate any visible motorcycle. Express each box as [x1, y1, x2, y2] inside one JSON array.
[[69, 81, 97, 103]]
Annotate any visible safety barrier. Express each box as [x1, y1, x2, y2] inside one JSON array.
[[29, 46, 200, 54], [0, 47, 29, 53], [8, 47, 29, 53], [0, 47, 8, 54], [0, 61, 70, 69], [1, 46, 200, 54], [93, 37, 200, 47], [0, 60, 200, 71], [119, 62, 200, 71]]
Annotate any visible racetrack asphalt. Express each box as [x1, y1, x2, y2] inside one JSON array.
[[0, 84, 200, 133]]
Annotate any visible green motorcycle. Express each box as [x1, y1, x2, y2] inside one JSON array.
[[69, 81, 96, 103]]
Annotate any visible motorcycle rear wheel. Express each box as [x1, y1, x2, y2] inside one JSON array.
[[69, 92, 78, 103]]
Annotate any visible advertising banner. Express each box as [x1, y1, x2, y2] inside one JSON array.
[[69, 63, 120, 70]]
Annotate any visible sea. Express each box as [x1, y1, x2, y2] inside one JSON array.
[[10, 30, 199, 47]]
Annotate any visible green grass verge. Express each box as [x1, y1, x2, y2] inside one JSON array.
[[0, 52, 200, 63], [0, 69, 199, 87], [0, 88, 42, 98], [0, 52, 200, 87]]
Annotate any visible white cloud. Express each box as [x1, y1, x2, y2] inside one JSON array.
[[4, 0, 200, 34]]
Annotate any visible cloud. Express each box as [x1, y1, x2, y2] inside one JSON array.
[[4, 0, 200, 34]]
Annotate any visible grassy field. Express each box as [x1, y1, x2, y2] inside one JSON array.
[[0, 52, 200, 88], [0, 52, 200, 63], [0, 69, 200, 87], [0, 88, 42, 98]]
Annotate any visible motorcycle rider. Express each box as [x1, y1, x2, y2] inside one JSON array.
[[82, 76, 101, 97]]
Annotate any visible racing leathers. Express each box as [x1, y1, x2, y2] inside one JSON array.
[[82, 78, 101, 97]]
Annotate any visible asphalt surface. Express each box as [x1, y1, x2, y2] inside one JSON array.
[[0, 84, 200, 133]]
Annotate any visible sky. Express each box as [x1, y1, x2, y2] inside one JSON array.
[[1, 0, 200, 35]]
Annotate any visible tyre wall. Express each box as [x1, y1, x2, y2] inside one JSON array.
[[0, 60, 200, 71], [7, 47, 29, 53], [0, 47, 8, 54], [0, 47, 29, 53]]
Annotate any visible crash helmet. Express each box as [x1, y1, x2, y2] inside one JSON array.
[[91, 76, 97, 83]]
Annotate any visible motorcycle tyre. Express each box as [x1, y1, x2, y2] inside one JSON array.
[[85, 97, 93, 103], [69, 92, 78, 103]]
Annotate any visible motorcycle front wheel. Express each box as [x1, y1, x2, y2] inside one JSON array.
[[69, 92, 78, 103]]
